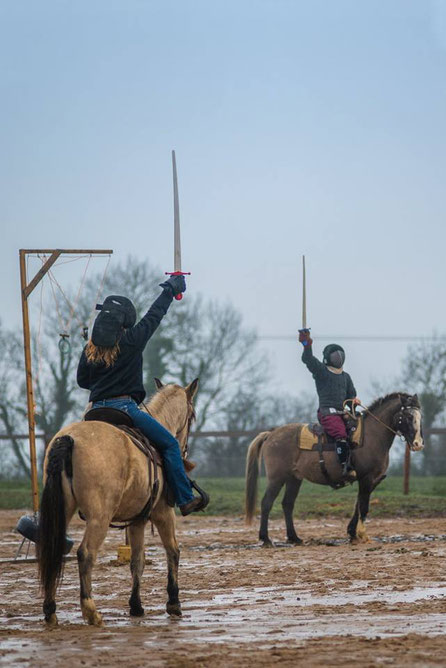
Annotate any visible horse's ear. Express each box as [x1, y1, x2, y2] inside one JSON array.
[[186, 378, 199, 400], [154, 378, 164, 390]]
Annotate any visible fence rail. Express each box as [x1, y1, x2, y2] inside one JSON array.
[[1, 428, 445, 441]]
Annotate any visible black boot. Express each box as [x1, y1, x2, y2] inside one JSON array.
[[335, 440, 356, 480], [180, 480, 210, 516]]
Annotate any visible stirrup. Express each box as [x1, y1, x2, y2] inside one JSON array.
[[189, 479, 210, 510]]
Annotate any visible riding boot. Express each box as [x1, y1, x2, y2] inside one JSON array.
[[335, 440, 356, 480]]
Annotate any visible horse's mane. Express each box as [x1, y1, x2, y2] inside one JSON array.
[[367, 392, 420, 414], [146, 384, 182, 415]]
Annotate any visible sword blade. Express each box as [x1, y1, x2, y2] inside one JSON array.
[[172, 150, 181, 272], [302, 255, 307, 329]]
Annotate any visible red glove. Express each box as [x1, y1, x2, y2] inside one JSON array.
[[298, 329, 313, 346]]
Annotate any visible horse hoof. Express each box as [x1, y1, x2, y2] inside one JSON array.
[[45, 613, 58, 629], [350, 534, 370, 545], [166, 602, 182, 617], [261, 540, 274, 548], [287, 537, 303, 545], [130, 606, 145, 617], [88, 612, 103, 627]]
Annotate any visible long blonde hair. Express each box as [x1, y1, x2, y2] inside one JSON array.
[[85, 340, 120, 368]]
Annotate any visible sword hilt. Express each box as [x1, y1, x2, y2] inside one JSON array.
[[298, 328, 311, 346], [165, 271, 191, 301]]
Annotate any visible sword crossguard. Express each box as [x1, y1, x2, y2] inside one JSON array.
[[164, 271, 191, 301]]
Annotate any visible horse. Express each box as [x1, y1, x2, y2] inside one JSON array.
[[245, 393, 424, 546], [37, 378, 198, 627]]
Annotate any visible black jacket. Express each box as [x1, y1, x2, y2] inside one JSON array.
[[77, 290, 173, 404], [302, 345, 356, 411]]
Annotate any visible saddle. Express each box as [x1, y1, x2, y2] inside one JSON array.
[[83, 407, 173, 527], [297, 415, 364, 451]]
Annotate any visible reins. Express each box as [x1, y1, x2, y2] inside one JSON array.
[[357, 403, 402, 439]]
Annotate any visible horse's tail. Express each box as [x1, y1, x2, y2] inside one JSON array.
[[38, 435, 74, 595], [245, 431, 271, 525]]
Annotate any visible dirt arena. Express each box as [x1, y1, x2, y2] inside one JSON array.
[[1, 509, 446, 667]]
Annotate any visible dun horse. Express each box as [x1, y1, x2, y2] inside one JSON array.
[[246, 393, 424, 546], [37, 378, 198, 627]]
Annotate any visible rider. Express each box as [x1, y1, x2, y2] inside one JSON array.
[[298, 329, 360, 479], [77, 274, 208, 516]]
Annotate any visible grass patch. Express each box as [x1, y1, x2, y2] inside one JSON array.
[[2, 476, 446, 517], [199, 476, 446, 518]]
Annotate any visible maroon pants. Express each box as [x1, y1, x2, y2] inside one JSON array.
[[317, 410, 347, 440]]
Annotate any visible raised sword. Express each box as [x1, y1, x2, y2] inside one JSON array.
[[165, 150, 190, 300], [298, 255, 311, 343]]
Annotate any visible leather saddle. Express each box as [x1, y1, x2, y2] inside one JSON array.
[[84, 407, 134, 428], [298, 416, 363, 452]]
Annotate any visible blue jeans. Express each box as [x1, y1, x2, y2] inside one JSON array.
[[92, 398, 194, 507]]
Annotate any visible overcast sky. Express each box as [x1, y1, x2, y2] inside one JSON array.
[[1, 0, 446, 403]]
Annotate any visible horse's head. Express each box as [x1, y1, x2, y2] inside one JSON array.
[[392, 394, 424, 451], [153, 377, 198, 462]]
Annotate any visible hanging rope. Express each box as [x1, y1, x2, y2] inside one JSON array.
[[37, 252, 112, 351], [34, 277, 45, 388]]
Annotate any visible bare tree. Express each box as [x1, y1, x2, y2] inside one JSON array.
[[0, 322, 30, 477], [399, 336, 446, 474]]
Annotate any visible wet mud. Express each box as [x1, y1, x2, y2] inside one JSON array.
[[1, 511, 446, 666]]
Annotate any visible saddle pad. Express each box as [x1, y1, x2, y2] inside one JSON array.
[[298, 416, 363, 451]]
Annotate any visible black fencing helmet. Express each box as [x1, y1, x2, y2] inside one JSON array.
[[323, 344, 345, 369], [91, 295, 137, 347]]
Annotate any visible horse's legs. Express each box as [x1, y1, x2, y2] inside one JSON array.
[[347, 477, 374, 543], [43, 485, 76, 628], [77, 517, 109, 626], [282, 477, 303, 544], [259, 478, 285, 547], [127, 522, 146, 617], [152, 508, 181, 616]]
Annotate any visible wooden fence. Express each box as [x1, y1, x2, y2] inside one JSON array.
[[1, 428, 445, 495]]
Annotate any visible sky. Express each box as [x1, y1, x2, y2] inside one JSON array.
[[1, 0, 446, 404]]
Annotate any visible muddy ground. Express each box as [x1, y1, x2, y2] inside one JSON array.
[[1, 510, 446, 666]]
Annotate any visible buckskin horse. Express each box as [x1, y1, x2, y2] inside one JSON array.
[[245, 393, 424, 546], [37, 378, 198, 627]]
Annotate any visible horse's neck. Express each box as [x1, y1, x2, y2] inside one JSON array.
[[366, 397, 401, 450], [145, 394, 183, 435]]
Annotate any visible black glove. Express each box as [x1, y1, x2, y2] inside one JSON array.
[[159, 274, 186, 297], [298, 329, 312, 346]]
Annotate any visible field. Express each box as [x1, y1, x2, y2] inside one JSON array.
[[1, 477, 446, 666], [2, 475, 446, 516]]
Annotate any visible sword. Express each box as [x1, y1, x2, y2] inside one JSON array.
[[302, 254, 307, 329], [165, 150, 190, 300], [299, 255, 311, 343]]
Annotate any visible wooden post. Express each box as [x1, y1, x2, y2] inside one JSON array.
[[19, 251, 40, 513], [18, 249, 112, 513], [403, 443, 411, 495]]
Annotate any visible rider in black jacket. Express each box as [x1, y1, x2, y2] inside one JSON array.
[[77, 275, 207, 516]]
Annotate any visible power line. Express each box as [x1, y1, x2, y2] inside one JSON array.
[[258, 335, 446, 342]]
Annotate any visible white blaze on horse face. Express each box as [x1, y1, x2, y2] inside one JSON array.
[[410, 409, 424, 451]]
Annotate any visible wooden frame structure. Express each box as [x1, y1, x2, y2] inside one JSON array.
[[19, 249, 112, 513]]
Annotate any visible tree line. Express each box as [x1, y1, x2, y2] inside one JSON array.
[[0, 256, 445, 478]]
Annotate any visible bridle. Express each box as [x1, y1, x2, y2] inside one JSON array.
[[357, 397, 421, 444], [176, 401, 196, 461]]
